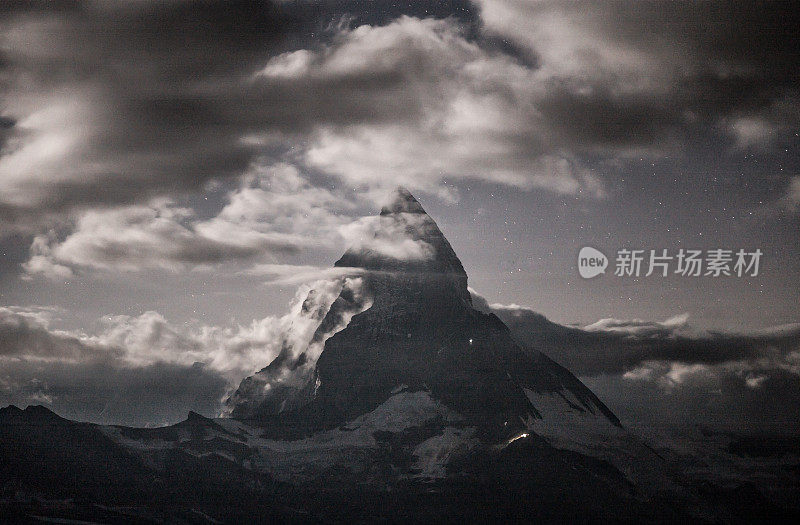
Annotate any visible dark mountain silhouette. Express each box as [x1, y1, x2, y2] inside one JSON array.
[[230, 187, 619, 440]]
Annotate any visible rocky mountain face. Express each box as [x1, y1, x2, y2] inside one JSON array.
[[229, 187, 620, 443]]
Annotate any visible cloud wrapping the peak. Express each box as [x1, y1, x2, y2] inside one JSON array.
[[339, 212, 437, 262]]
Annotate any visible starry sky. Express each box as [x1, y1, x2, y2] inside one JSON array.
[[0, 1, 798, 428]]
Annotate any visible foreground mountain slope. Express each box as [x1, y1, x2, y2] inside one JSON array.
[[5, 403, 798, 523], [1, 403, 700, 524]]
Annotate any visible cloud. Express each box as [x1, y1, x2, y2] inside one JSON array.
[[726, 97, 800, 149], [3, 1, 797, 283], [0, 306, 115, 362], [1, 5, 615, 240], [201, 162, 356, 251], [19, 163, 357, 276], [226, 275, 371, 417], [0, 1, 293, 233], [19, 160, 458, 277], [21, 200, 298, 274], [0, 2, 478, 236], [0, 114, 14, 151], [21, 232, 74, 281], [0, 308, 236, 425], [472, 289, 800, 430], [338, 213, 436, 262], [476, 292, 800, 377], [0, 359, 230, 428], [584, 364, 800, 432], [243, 264, 364, 286], [0, 275, 371, 425], [281, 16, 610, 197], [750, 175, 800, 217], [474, 0, 800, 149], [82, 279, 364, 382], [583, 313, 691, 336], [728, 117, 777, 149], [1, 2, 797, 231]]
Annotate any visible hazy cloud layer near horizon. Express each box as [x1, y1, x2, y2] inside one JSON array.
[[2, 289, 798, 430]]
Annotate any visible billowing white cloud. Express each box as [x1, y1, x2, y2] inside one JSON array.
[[225, 275, 371, 417], [20, 163, 357, 276], [21, 232, 74, 281], [0, 275, 369, 424], [22, 200, 296, 274], [583, 313, 691, 336], [81, 278, 359, 381], [260, 16, 608, 198], [338, 213, 436, 262]]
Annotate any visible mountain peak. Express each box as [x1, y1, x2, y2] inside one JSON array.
[[336, 188, 467, 287], [231, 186, 619, 443], [380, 186, 426, 215]]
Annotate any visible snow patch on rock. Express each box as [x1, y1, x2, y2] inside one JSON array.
[[524, 389, 623, 447], [216, 391, 469, 482]]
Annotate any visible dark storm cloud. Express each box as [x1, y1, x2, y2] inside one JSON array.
[[0, 306, 227, 425], [0, 1, 484, 235], [3, 0, 797, 238], [475, 0, 800, 153], [0, 308, 117, 361], [604, 1, 800, 93], [0, 1, 288, 228], [0, 115, 13, 154], [538, 88, 684, 152]]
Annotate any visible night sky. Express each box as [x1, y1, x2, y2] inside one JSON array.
[[0, 1, 798, 429]]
